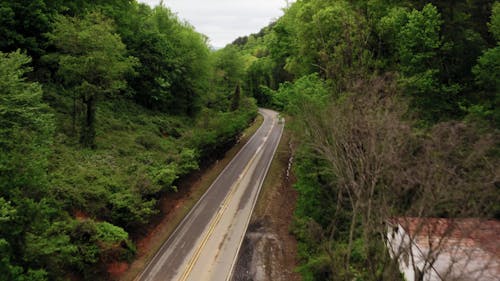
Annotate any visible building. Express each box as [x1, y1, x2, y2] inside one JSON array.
[[386, 218, 500, 281]]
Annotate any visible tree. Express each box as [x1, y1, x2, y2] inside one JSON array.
[[291, 74, 498, 280], [46, 12, 137, 147], [472, 2, 500, 126], [272, 73, 329, 115], [230, 84, 241, 111], [394, 4, 462, 122], [245, 57, 275, 105], [119, 4, 210, 115], [0, 50, 54, 281], [214, 46, 245, 90], [0, 0, 58, 59], [0, 50, 53, 199], [490, 1, 500, 41], [285, 0, 370, 88], [212, 45, 246, 110], [397, 4, 442, 76]]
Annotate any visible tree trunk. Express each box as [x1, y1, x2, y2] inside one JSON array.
[[80, 95, 96, 148], [72, 91, 77, 136], [231, 84, 241, 111]]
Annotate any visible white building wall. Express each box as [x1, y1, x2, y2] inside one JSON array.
[[387, 224, 444, 281], [387, 223, 500, 281]]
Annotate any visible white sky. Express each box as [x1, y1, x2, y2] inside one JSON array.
[[137, 0, 290, 48]]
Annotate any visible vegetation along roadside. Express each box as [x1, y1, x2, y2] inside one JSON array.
[[1, 0, 499, 280], [229, 0, 499, 280], [1, 1, 256, 280]]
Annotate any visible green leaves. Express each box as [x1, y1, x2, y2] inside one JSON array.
[[474, 2, 500, 93], [272, 74, 329, 115], [48, 12, 137, 93], [47, 12, 137, 147], [122, 4, 210, 115], [473, 46, 500, 92], [213, 46, 246, 98], [288, 0, 370, 84], [397, 4, 442, 75], [471, 2, 500, 126], [0, 50, 53, 199], [490, 2, 500, 42], [0, 2, 260, 280], [64, 219, 135, 275], [152, 164, 179, 191], [95, 221, 128, 243], [0, 198, 16, 224], [390, 4, 465, 122], [0, 0, 57, 59]]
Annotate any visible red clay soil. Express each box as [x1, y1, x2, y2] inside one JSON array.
[[106, 117, 302, 281], [136, 183, 195, 252], [109, 116, 264, 280], [74, 210, 89, 221], [107, 167, 217, 279], [108, 262, 129, 276]]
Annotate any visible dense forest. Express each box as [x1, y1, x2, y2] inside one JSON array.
[[1, 0, 499, 280], [0, 1, 256, 280], [228, 0, 499, 280]]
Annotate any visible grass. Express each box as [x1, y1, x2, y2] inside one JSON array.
[[119, 114, 264, 281]]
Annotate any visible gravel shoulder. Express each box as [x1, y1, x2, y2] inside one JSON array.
[[231, 127, 301, 281]]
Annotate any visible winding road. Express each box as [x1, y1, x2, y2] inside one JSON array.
[[136, 108, 284, 281]]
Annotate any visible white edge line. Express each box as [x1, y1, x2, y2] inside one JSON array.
[[225, 112, 285, 281], [135, 109, 269, 281]]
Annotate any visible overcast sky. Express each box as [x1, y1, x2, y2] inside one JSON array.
[[137, 0, 290, 48]]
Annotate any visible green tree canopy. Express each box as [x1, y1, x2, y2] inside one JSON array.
[[0, 50, 53, 199], [0, 50, 54, 281], [472, 2, 500, 125], [46, 12, 137, 147], [120, 4, 210, 115]]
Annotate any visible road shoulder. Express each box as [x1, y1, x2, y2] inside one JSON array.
[[231, 126, 302, 281], [113, 115, 264, 281]]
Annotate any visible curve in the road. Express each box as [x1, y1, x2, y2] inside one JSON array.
[[136, 108, 284, 281]]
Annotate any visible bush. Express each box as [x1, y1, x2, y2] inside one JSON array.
[[272, 74, 329, 114]]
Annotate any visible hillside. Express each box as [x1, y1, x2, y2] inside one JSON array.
[[0, 1, 256, 280], [228, 0, 500, 280], [1, 0, 499, 281]]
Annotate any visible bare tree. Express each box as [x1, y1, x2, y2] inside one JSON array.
[[292, 73, 499, 280]]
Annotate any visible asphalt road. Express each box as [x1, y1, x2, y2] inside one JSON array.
[[136, 108, 284, 281]]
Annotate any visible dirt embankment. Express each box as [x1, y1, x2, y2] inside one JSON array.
[[232, 130, 301, 281]]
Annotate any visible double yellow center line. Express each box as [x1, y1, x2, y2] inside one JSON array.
[[178, 120, 275, 281]]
